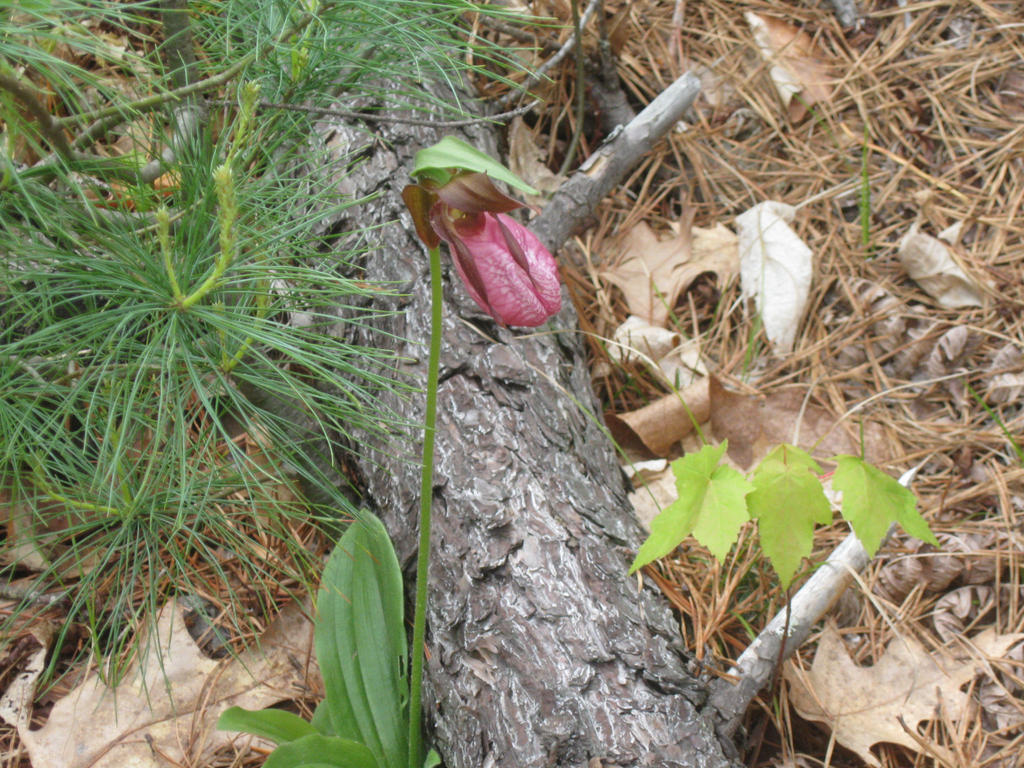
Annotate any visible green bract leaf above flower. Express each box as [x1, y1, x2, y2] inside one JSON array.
[[411, 136, 539, 196]]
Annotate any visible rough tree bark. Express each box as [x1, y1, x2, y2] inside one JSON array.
[[305, 89, 740, 768]]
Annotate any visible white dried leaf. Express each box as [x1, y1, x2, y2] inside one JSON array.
[[898, 223, 988, 308], [736, 201, 813, 352], [609, 317, 706, 388], [988, 372, 1024, 403], [990, 342, 1024, 370], [657, 338, 707, 389], [609, 316, 681, 365], [622, 459, 668, 479]]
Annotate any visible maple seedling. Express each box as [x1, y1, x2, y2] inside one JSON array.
[[630, 442, 938, 591]]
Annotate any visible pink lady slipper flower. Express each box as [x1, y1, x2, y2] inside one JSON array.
[[403, 170, 561, 327]]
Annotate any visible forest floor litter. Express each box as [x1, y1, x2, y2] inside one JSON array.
[[2, 1, 1022, 767]]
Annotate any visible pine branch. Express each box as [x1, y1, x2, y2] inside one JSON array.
[[0, 71, 74, 161], [61, 1, 331, 151]]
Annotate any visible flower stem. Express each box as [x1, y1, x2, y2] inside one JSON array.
[[408, 243, 442, 768]]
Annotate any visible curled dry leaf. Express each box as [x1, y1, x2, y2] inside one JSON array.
[[745, 12, 833, 121], [933, 584, 1024, 644], [873, 531, 1005, 604], [924, 325, 978, 380], [987, 342, 1024, 403], [605, 378, 710, 458], [932, 585, 1024, 732], [609, 315, 682, 365], [609, 317, 708, 389], [923, 324, 981, 403], [736, 201, 813, 353], [785, 622, 1024, 767], [898, 222, 990, 308], [977, 630, 1024, 732], [507, 117, 564, 208], [602, 214, 738, 327], [656, 339, 706, 389]]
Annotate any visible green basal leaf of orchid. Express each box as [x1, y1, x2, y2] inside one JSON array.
[[316, 515, 408, 768], [262, 734, 380, 768], [411, 136, 538, 195], [217, 706, 317, 745]]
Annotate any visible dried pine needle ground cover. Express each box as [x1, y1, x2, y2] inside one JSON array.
[[488, 0, 1023, 765]]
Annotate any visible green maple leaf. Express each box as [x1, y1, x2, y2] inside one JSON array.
[[747, 444, 832, 590], [832, 455, 939, 557], [630, 442, 753, 573]]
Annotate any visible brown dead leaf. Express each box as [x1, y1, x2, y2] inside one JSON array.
[[6, 599, 316, 768], [602, 215, 738, 327], [709, 378, 890, 471], [874, 531, 1004, 604], [606, 378, 710, 457], [746, 13, 833, 121], [785, 623, 1024, 767]]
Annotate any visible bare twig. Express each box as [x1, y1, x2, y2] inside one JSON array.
[[531, 71, 700, 253], [556, 0, 586, 176], [707, 531, 878, 741], [497, 0, 602, 108], [138, 0, 207, 183], [477, 17, 560, 53], [160, 0, 200, 90], [590, 0, 635, 135]]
